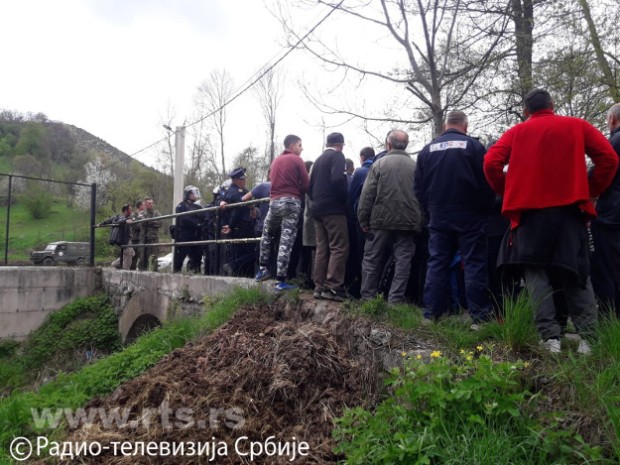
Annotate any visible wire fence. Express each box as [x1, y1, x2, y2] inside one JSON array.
[[0, 173, 96, 266]]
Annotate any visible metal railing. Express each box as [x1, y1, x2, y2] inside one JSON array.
[[95, 198, 269, 271]]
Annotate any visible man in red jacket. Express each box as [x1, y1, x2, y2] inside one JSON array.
[[484, 88, 618, 354]]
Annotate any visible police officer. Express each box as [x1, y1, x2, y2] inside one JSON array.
[[201, 186, 222, 275], [221, 168, 257, 277], [173, 185, 203, 273]]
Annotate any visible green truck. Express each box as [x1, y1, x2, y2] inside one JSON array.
[[30, 241, 89, 266]]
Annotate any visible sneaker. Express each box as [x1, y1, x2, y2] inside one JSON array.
[[541, 338, 561, 354], [313, 289, 324, 299], [577, 339, 592, 355], [255, 267, 271, 282], [421, 318, 434, 327], [470, 323, 482, 332], [321, 288, 347, 302], [275, 281, 297, 291]]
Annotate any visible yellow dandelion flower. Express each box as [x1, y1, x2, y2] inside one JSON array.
[[416, 354, 423, 360], [466, 355, 473, 361], [459, 349, 466, 354], [430, 350, 442, 358], [401, 351, 408, 357], [524, 362, 530, 368], [476, 345, 484, 352]]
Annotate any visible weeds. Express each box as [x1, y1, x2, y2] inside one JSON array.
[[0, 286, 269, 461]]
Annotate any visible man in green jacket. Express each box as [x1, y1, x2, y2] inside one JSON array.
[[357, 130, 423, 304]]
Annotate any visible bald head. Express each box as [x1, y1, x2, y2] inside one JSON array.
[[607, 103, 620, 132], [444, 111, 468, 132], [387, 130, 409, 151]]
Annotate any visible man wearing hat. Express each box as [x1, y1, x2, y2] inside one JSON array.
[[221, 167, 257, 277], [308, 132, 349, 301]]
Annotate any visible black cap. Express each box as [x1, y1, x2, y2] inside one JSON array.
[[229, 167, 246, 179], [326, 132, 345, 145]]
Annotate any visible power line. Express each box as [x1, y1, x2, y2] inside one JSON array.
[[185, 0, 345, 131], [99, 0, 344, 173]]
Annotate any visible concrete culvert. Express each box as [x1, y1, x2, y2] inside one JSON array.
[[124, 314, 161, 345]]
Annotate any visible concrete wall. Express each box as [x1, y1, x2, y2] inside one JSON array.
[[0, 267, 257, 342], [100, 269, 256, 342], [0, 267, 102, 340]]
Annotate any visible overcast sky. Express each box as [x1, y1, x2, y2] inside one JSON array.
[[0, 0, 400, 174]]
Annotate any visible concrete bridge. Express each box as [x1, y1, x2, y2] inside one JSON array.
[[0, 267, 256, 343]]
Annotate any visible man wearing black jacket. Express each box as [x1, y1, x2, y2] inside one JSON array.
[[309, 132, 349, 301], [99, 204, 134, 270], [591, 103, 620, 316], [174, 185, 203, 273]]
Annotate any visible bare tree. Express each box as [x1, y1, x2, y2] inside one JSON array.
[[254, 67, 284, 163], [276, 0, 511, 136], [195, 69, 235, 175]]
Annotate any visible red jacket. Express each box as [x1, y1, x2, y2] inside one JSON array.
[[484, 109, 618, 227], [269, 150, 309, 200]]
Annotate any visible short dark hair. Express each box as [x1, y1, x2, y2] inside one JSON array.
[[122, 204, 131, 214], [134, 200, 143, 209], [144, 197, 153, 203], [283, 134, 301, 149], [524, 88, 553, 114], [360, 147, 375, 161], [445, 111, 467, 126], [345, 158, 354, 169]]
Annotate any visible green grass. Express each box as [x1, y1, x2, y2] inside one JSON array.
[[0, 295, 121, 394], [345, 296, 423, 329], [0, 287, 269, 462], [336, 294, 620, 463], [0, 198, 119, 263], [0, 200, 92, 262]]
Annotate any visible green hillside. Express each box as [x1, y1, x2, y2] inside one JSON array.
[[0, 200, 113, 263]]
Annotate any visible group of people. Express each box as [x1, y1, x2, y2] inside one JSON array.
[[103, 87, 620, 355], [252, 88, 620, 355], [99, 197, 161, 270]]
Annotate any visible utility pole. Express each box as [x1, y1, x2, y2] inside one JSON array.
[[172, 126, 186, 209]]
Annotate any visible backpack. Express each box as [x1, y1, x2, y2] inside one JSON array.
[[109, 225, 122, 246]]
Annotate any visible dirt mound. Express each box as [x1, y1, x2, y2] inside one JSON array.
[[65, 297, 430, 464]]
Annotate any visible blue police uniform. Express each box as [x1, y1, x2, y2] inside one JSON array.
[[222, 168, 256, 276], [414, 128, 495, 323]]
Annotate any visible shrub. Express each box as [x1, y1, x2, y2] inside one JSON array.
[[334, 348, 603, 464]]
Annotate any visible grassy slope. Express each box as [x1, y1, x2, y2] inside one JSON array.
[[0, 200, 98, 262], [0, 288, 269, 464]]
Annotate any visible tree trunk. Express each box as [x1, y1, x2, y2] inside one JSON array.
[[512, 0, 534, 99], [578, 0, 620, 101]]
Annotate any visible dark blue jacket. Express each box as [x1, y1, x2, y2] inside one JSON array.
[[222, 185, 253, 231], [596, 127, 620, 226], [175, 200, 203, 241], [348, 158, 373, 218], [414, 129, 494, 226]]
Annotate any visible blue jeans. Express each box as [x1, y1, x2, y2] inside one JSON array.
[[423, 218, 491, 322]]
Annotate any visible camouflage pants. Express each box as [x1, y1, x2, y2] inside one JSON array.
[[259, 198, 301, 279]]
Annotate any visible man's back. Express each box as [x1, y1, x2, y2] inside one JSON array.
[[358, 150, 422, 231], [309, 148, 347, 217], [485, 109, 617, 224], [415, 129, 492, 218], [270, 152, 308, 200]]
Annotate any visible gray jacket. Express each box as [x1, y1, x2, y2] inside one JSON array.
[[357, 150, 423, 232]]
